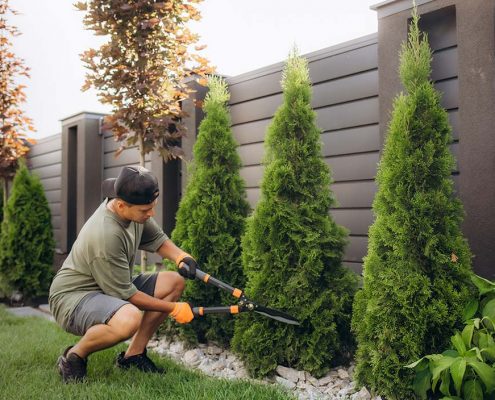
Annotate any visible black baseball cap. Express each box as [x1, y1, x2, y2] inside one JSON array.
[[102, 166, 159, 205]]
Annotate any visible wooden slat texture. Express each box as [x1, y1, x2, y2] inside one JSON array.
[[228, 41, 378, 104], [435, 79, 458, 110], [40, 176, 62, 191], [230, 94, 282, 125], [419, 6, 456, 51], [53, 229, 61, 245], [240, 165, 263, 188], [48, 202, 61, 217], [238, 142, 264, 167], [322, 125, 380, 156], [317, 97, 379, 132], [104, 137, 139, 153], [52, 216, 61, 230], [28, 150, 62, 169], [330, 209, 374, 236], [104, 148, 151, 169], [44, 190, 61, 204], [103, 161, 152, 180], [30, 164, 61, 180], [448, 110, 459, 140], [312, 69, 378, 109], [232, 119, 270, 145], [325, 152, 379, 182], [345, 236, 368, 262], [333, 181, 377, 208], [344, 261, 363, 275], [27, 134, 61, 157], [432, 47, 458, 82]]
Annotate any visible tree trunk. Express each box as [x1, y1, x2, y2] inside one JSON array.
[[138, 134, 148, 272]]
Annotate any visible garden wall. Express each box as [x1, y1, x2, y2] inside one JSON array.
[[25, 0, 494, 277]]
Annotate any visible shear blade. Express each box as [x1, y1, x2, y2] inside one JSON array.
[[254, 305, 300, 325]]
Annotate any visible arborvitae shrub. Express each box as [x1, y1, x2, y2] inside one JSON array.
[[231, 51, 358, 378], [169, 76, 249, 345], [0, 161, 55, 298], [351, 11, 473, 399]]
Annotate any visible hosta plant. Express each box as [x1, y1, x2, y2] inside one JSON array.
[[406, 273, 495, 400]]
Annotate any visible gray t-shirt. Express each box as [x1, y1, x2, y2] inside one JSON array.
[[49, 199, 168, 329]]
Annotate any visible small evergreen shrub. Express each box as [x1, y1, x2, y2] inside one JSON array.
[[406, 274, 495, 399], [0, 160, 55, 298], [168, 76, 249, 345], [231, 51, 358, 378], [352, 11, 473, 399]]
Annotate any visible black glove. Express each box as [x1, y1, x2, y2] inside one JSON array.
[[178, 256, 197, 280]]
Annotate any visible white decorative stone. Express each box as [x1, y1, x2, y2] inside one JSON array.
[[351, 386, 372, 400], [276, 365, 300, 383], [169, 341, 184, 353], [337, 368, 350, 380], [206, 345, 223, 355], [275, 376, 297, 390], [183, 349, 202, 366], [317, 375, 334, 387]]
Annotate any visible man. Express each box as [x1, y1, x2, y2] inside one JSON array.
[[49, 166, 197, 383]]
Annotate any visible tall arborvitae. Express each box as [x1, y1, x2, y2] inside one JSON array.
[[0, 161, 54, 298], [232, 51, 358, 378], [352, 11, 473, 399], [171, 76, 249, 345]]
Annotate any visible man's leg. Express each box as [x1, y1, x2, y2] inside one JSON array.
[[124, 271, 185, 357], [69, 303, 142, 359]]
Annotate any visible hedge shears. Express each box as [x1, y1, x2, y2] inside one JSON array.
[[179, 263, 300, 325]]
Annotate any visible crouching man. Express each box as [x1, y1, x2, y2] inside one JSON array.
[[49, 166, 197, 383]]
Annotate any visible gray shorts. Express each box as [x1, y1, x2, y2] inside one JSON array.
[[66, 273, 158, 336]]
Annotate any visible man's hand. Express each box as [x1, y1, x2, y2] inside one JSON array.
[[169, 302, 194, 324], [176, 253, 197, 280]]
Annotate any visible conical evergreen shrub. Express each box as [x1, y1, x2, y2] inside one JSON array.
[[170, 76, 249, 345], [231, 51, 358, 378], [0, 160, 55, 298], [352, 11, 473, 399]]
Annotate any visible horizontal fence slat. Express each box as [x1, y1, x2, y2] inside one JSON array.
[[48, 202, 61, 217], [435, 79, 458, 110], [232, 120, 270, 145], [343, 261, 363, 275], [44, 190, 61, 203], [30, 164, 61, 180], [326, 152, 379, 182], [317, 97, 379, 132], [52, 216, 61, 230], [344, 236, 368, 263], [432, 47, 458, 82], [27, 134, 62, 157], [312, 69, 378, 109], [238, 142, 264, 167], [104, 148, 151, 169], [322, 124, 380, 156], [333, 180, 377, 208], [330, 209, 374, 236], [103, 161, 151, 180], [28, 150, 62, 169], [40, 176, 62, 191]]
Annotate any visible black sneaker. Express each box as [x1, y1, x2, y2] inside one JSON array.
[[116, 349, 164, 373], [57, 346, 87, 383]]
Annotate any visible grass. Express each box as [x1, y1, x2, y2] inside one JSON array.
[[0, 305, 294, 400]]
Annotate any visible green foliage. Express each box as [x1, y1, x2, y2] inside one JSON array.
[[0, 183, 3, 224], [167, 76, 249, 345], [407, 274, 495, 400], [351, 10, 473, 399], [231, 50, 358, 378], [0, 161, 54, 298]]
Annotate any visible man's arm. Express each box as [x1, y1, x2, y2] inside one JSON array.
[[156, 239, 186, 263], [127, 290, 175, 313]]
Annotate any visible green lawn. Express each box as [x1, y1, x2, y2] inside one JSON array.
[[0, 305, 294, 400]]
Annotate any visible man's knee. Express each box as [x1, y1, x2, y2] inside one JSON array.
[[109, 304, 142, 339], [155, 271, 185, 300]]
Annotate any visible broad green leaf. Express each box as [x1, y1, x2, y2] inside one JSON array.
[[463, 299, 479, 321], [482, 316, 495, 332], [440, 397, 463, 400], [442, 349, 459, 358], [412, 366, 432, 399], [481, 346, 495, 362], [406, 357, 427, 369], [471, 274, 495, 296], [473, 318, 481, 329], [482, 299, 495, 320], [478, 332, 492, 349], [462, 324, 475, 349], [431, 356, 456, 391], [439, 369, 451, 396], [464, 379, 484, 400], [450, 358, 466, 396], [467, 360, 495, 392], [451, 332, 467, 355]]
